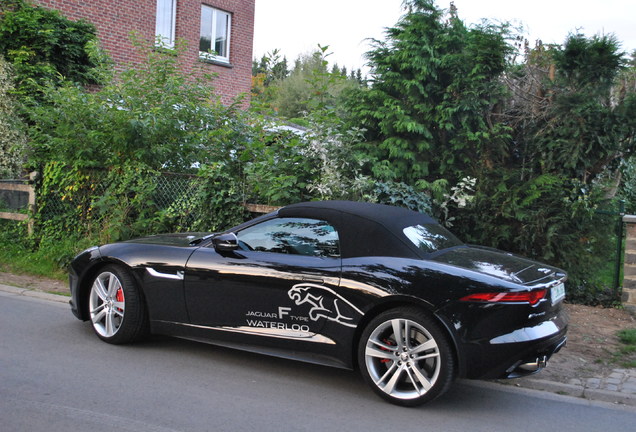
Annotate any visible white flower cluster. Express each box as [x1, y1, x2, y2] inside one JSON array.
[[0, 58, 27, 179], [445, 176, 477, 208], [438, 176, 477, 227], [305, 119, 371, 200]]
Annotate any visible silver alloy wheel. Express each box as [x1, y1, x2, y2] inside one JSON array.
[[364, 318, 441, 400], [89, 271, 126, 338]]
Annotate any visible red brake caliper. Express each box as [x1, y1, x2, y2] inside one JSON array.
[[381, 338, 396, 363], [115, 288, 124, 311]]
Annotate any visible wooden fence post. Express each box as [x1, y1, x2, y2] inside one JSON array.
[[0, 172, 37, 235], [243, 203, 280, 214]]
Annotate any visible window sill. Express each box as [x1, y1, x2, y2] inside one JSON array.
[[198, 55, 233, 68]]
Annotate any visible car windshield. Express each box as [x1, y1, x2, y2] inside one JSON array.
[[403, 224, 463, 253]]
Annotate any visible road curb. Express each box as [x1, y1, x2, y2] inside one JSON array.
[[506, 378, 584, 398], [584, 387, 636, 406], [497, 376, 636, 407], [0, 283, 69, 304]]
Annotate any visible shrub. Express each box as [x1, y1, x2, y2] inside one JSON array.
[[0, 0, 104, 99], [0, 56, 26, 178]]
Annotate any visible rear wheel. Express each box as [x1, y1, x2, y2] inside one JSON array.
[[88, 265, 148, 344], [358, 307, 455, 406]]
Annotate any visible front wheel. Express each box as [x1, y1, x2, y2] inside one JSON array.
[[88, 265, 148, 344], [358, 307, 455, 406]]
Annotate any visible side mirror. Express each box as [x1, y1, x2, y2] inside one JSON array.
[[213, 232, 239, 252]]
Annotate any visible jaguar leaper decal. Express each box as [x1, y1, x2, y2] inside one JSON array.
[[288, 283, 363, 328]]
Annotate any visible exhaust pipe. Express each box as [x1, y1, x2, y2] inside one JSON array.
[[517, 355, 548, 372]]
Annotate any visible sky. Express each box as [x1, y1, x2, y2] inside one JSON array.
[[253, 0, 636, 72]]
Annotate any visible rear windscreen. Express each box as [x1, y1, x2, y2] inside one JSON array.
[[403, 224, 463, 253]]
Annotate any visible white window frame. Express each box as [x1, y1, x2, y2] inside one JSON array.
[[199, 5, 232, 64], [155, 0, 177, 48]]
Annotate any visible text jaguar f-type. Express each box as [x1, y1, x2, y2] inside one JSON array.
[[69, 201, 567, 406]]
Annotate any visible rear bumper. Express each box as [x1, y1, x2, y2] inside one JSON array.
[[463, 321, 568, 379], [443, 301, 569, 380], [501, 333, 567, 378]]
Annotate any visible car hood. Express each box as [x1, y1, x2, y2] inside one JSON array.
[[430, 246, 565, 286], [123, 232, 213, 247]]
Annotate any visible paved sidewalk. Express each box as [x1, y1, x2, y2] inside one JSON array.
[[2, 282, 636, 407], [506, 368, 636, 407], [578, 369, 636, 394]]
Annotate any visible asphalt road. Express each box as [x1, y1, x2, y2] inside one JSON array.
[[1, 289, 635, 432]]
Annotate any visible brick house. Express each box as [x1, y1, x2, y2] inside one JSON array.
[[34, 0, 255, 105]]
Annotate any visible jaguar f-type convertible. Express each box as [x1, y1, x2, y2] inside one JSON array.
[[69, 200, 567, 406]]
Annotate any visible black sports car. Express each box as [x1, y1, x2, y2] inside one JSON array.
[[69, 200, 567, 406]]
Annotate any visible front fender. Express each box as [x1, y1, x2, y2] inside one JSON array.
[[69, 246, 102, 320]]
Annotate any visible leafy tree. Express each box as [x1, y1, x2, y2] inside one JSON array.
[[28, 39, 241, 172], [340, 0, 636, 303], [28, 39, 322, 241], [0, 0, 105, 99], [252, 46, 364, 120], [344, 0, 512, 183], [251, 49, 289, 113], [252, 49, 289, 83], [241, 126, 314, 205], [273, 47, 335, 118], [28, 40, 256, 240], [507, 35, 636, 185], [458, 34, 636, 304]]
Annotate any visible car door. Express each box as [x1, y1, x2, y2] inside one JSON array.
[[184, 217, 344, 341]]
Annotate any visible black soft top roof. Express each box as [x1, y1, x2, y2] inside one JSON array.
[[278, 201, 438, 259], [281, 200, 436, 226]]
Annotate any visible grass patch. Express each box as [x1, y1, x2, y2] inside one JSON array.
[[618, 329, 636, 345], [47, 290, 71, 297], [0, 245, 66, 280], [0, 220, 97, 281], [613, 328, 636, 368]]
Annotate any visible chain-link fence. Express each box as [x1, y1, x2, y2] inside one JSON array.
[[33, 168, 266, 238], [153, 172, 199, 210], [37, 170, 105, 221], [38, 170, 203, 213], [37, 170, 204, 230], [2, 167, 278, 241]]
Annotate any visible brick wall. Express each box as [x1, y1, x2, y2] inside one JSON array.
[[34, 0, 254, 105], [622, 215, 636, 312]]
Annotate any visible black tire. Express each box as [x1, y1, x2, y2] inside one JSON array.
[[88, 265, 149, 344], [358, 307, 455, 406]]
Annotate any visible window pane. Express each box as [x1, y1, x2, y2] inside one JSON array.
[[214, 11, 229, 57], [199, 5, 213, 53], [155, 0, 175, 45], [403, 224, 463, 253], [237, 218, 339, 257]]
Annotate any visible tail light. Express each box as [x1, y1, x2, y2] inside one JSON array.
[[460, 289, 547, 306]]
